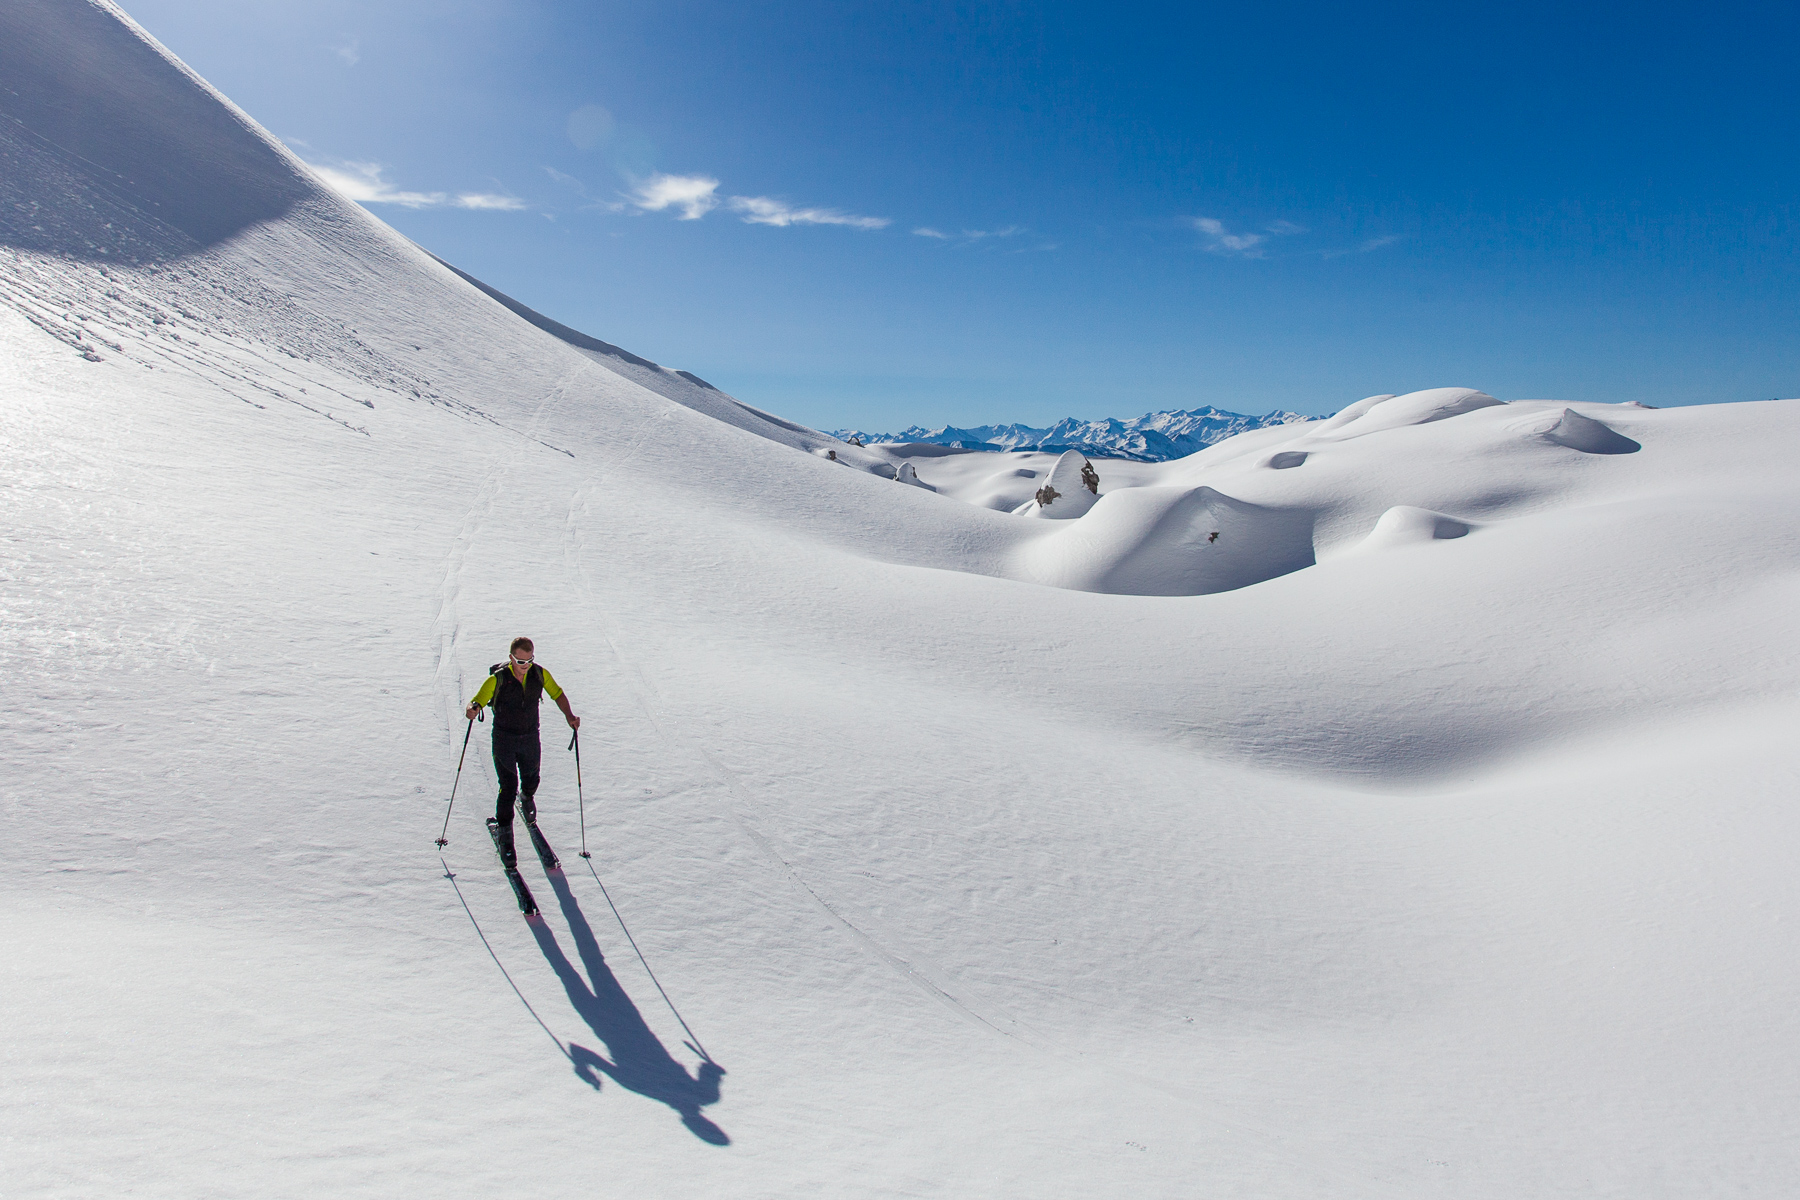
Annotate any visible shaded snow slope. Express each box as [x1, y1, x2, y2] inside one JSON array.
[[6, 4, 1800, 1197], [0, 0, 310, 258]]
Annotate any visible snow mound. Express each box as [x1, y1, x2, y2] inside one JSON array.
[[9, 5, 1800, 1195], [894, 461, 934, 490], [1012, 449, 1099, 518], [1014, 486, 1315, 594], [1313, 387, 1503, 440], [1351, 505, 1474, 553], [1542, 407, 1643, 454]]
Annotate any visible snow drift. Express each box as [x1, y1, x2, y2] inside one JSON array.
[[5, 4, 1800, 1198]]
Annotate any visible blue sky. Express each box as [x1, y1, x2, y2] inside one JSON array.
[[126, 0, 1796, 428]]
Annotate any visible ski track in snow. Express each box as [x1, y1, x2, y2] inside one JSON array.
[[558, 426, 1036, 1058]]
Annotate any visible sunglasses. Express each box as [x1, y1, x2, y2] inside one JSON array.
[[511, 655, 533, 666]]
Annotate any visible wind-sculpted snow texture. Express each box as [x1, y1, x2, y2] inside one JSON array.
[[837, 406, 1310, 460], [5, 4, 1800, 1197]]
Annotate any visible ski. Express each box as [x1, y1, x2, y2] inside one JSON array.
[[486, 818, 539, 915], [525, 821, 561, 873]]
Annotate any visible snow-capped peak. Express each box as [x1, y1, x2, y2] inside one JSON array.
[[834, 405, 1310, 461]]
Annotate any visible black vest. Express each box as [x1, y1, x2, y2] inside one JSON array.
[[489, 663, 545, 735]]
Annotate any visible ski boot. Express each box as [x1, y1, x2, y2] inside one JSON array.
[[521, 793, 537, 825], [489, 818, 518, 869]]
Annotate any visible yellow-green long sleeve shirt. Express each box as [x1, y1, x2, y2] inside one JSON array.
[[470, 667, 564, 708]]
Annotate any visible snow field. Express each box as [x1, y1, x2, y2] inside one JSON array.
[[4, 3, 1800, 1195]]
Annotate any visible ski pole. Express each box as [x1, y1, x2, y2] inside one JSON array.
[[436, 713, 477, 847], [570, 727, 590, 858]]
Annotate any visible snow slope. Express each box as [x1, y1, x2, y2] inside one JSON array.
[[5, 4, 1800, 1197]]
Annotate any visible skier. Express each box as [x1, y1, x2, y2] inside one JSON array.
[[465, 637, 580, 868]]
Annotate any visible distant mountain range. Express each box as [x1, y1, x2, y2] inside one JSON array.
[[833, 407, 1312, 462]]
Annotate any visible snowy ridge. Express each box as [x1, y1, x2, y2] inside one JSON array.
[[6, 3, 1800, 1197], [835, 405, 1310, 460]]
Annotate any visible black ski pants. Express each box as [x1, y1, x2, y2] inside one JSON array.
[[492, 731, 541, 827]]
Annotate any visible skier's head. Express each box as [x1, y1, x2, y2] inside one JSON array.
[[510, 636, 534, 666]]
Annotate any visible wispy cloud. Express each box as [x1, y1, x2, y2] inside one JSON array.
[[622, 174, 886, 229], [1194, 215, 1379, 259], [331, 37, 359, 67], [627, 173, 720, 220], [1321, 234, 1401, 259], [913, 224, 1043, 249], [1193, 217, 1267, 256], [305, 160, 524, 211], [545, 166, 586, 193], [454, 192, 527, 211], [308, 161, 443, 207], [728, 195, 888, 229], [547, 167, 629, 212]]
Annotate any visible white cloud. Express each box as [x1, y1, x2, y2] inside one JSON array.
[[305, 160, 524, 211], [728, 195, 888, 229], [332, 37, 359, 67], [914, 225, 1035, 247], [308, 161, 444, 208], [1192, 216, 1315, 257], [1193, 216, 1265, 255], [454, 192, 526, 211], [627, 173, 720, 220], [621, 173, 887, 230]]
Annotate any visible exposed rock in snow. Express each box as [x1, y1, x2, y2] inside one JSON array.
[[894, 461, 934, 489], [1012, 449, 1099, 518]]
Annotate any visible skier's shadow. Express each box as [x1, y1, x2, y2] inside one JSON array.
[[528, 872, 729, 1145]]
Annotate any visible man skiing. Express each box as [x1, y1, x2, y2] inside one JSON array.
[[465, 637, 580, 868]]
